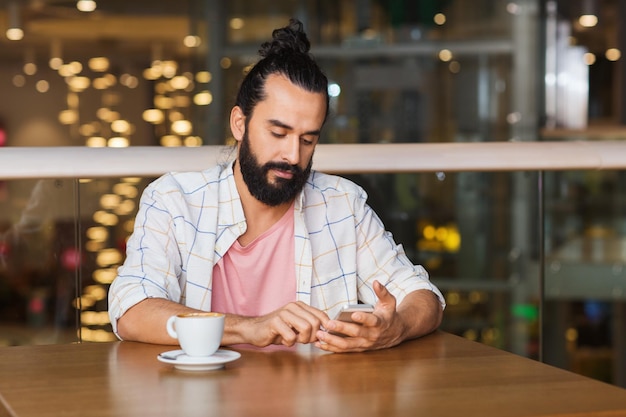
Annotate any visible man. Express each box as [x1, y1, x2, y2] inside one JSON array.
[[108, 19, 445, 353]]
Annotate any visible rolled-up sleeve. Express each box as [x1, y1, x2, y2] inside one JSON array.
[[108, 177, 184, 335]]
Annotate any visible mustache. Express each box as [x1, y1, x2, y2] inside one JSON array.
[[262, 161, 302, 175]]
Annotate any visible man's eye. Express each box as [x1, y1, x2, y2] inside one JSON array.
[[271, 132, 286, 138]]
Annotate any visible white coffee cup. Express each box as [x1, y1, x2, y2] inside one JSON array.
[[166, 312, 225, 357]]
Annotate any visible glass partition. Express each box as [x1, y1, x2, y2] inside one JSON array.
[[1, 169, 624, 387], [543, 169, 626, 386]]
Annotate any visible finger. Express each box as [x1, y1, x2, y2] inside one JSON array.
[[270, 317, 299, 346], [279, 306, 325, 343], [324, 319, 362, 337], [315, 331, 368, 353], [292, 301, 331, 323], [373, 281, 397, 311]]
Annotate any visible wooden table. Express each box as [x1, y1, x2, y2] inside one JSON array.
[[1, 331, 625, 417]]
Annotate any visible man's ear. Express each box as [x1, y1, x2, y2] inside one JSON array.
[[230, 106, 245, 142]]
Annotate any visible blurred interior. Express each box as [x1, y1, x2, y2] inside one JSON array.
[[0, 0, 625, 389]]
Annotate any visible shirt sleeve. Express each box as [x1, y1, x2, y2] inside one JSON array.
[[108, 176, 184, 336], [353, 191, 446, 309]]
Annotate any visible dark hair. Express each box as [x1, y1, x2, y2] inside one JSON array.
[[234, 19, 329, 122]]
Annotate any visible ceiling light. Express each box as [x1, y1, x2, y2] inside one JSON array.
[[230, 18, 245, 30], [49, 39, 63, 69], [76, 0, 97, 12], [606, 48, 621, 61], [88, 57, 110, 72], [578, 14, 597, 28], [183, 35, 201, 48], [6, 2, 23, 41]]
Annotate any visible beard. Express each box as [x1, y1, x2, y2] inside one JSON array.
[[238, 131, 313, 206]]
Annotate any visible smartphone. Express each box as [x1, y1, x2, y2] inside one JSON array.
[[333, 304, 374, 323]]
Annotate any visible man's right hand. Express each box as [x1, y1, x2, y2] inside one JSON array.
[[224, 301, 329, 347], [117, 298, 330, 348]]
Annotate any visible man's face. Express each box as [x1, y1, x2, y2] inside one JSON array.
[[234, 74, 327, 206], [239, 128, 312, 206]]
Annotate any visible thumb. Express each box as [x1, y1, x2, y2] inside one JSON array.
[[373, 280, 396, 309]]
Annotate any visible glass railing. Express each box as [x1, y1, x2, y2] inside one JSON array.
[[0, 142, 624, 388]]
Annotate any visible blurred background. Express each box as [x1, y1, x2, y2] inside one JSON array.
[[0, 0, 624, 388]]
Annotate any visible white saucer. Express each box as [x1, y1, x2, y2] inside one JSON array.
[[157, 349, 241, 371]]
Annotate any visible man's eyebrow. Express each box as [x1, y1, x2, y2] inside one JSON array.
[[267, 119, 321, 136]]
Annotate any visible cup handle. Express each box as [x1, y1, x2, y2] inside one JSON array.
[[166, 315, 178, 339]]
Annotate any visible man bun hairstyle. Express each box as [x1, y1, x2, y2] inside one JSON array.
[[235, 18, 329, 122]]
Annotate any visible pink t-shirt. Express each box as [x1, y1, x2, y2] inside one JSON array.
[[211, 205, 296, 316]]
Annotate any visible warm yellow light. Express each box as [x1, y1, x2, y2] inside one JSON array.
[[120, 73, 138, 88], [100, 194, 121, 210], [160, 135, 182, 147], [184, 136, 203, 147], [583, 52, 596, 65], [606, 48, 621, 61], [183, 35, 201, 48], [111, 119, 131, 134], [84, 285, 107, 300], [168, 111, 183, 122], [92, 78, 107, 90], [143, 67, 161, 80], [423, 225, 436, 240], [85, 240, 105, 252], [113, 199, 136, 216], [35, 80, 50, 93], [74, 295, 95, 309], [85, 226, 109, 242], [434, 13, 446, 25], [23, 62, 37, 75], [196, 71, 212, 83], [170, 75, 190, 90], [194, 90, 213, 106], [123, 219, 135, 233], [447, 291, 460, 305], [230, 18, 245, 30], [86, 136, 107, 147], [49, 57, 63, 70], [96, 108, 117, 122], [154, 95, 174, 109], [76, 0, 97, 12], [93, 268, 118, 284], [80, 328, 117, 343], [578, 14, 598, 28], [69, 61, 83, 74], [438, 49, 453, 62], [172, 120, 193, 135], [12, 74, 25, 87], [121, 177, 142, 184], [113, 183, 138, 198], [67, 76, 90, 91], [58, 109, 79, 125], [96, 248, 123, 266], [81, 311, 110, 325], [161, 60, 178, 78], [88, 57, 109, 72], [6, 28, 24, 41], [220, 57, 232, 69], [108, 137, 129, 148], [565, 327, 578, 343], [142, 108, 165, 124], [443, 228, 461, 252], [79, 123, 95, 136]]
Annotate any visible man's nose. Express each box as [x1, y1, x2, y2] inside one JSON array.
[[282, 136, 300, 165]]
